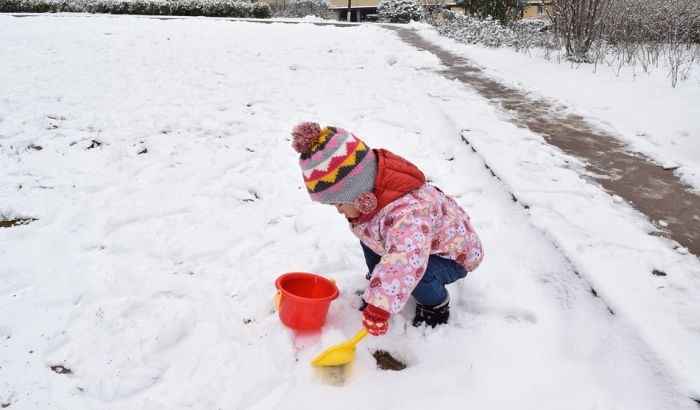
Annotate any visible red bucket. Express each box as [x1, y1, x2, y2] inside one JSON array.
[[275, 272, 339, 331]]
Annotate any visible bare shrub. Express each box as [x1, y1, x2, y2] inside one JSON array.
[[546, 0, 613, 62], [602, 0, 700, 86]]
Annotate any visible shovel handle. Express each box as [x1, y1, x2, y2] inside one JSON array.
[[347, 328, 369, 347]]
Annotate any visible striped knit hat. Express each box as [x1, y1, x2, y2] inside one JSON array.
[[291, 122, 378, 214]]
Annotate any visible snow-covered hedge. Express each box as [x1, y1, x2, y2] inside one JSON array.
[[0, 0, 272, 18], [510, 17, 556, 50], [428, 10, 553, 49], [378, 0, 422, 23], [278, 0, 331, 18]]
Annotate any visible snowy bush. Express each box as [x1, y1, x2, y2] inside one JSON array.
[[0, 0, 272, 18], [511, 17, 550, 34], [248, 1, 270, 17], [276, 0, 332, 18], [437, 13, 513, 47], [602, 0, 700, 44], [270, 0, 333, 19], [455, 0, 525, 25], [510, 17, 555, 51], [377, 0, 422, 23], [427, 10, 553, 49]]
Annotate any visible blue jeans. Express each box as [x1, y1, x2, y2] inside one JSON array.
[[361, 242, 468, 307]]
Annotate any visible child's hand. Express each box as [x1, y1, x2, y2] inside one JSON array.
[[361, 304, 390, 336]]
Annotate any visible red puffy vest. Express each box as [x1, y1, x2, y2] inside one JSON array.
[[354, 149, 426, 225]]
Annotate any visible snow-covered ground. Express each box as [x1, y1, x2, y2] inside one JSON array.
[[1, 14, 699, 409]]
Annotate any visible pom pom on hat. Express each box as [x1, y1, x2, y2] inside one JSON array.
[[354, 192, 377, 214], [292, 122, 322, 155]]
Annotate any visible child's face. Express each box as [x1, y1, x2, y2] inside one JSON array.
[[332, 203, 361, 219]]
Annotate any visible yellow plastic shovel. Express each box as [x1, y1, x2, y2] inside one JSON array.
[[311, 328, 369, 367]]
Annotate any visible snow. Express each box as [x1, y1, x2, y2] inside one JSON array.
[[1, 14, 699, 409]]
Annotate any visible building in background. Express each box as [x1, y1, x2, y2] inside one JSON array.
[[330, 0, 459, 22], [523, 0, 550, 19], [264, 0, 550, 23]]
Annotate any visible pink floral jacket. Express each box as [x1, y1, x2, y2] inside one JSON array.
[[351, 183, 483, 314]]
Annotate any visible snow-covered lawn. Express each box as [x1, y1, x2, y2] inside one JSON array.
[[1, 14, 699, 409]]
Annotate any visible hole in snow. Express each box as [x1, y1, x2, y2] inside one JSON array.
[[372, 349, 407, 371]]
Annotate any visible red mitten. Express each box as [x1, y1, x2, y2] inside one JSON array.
[[361, 304, 390, 336]]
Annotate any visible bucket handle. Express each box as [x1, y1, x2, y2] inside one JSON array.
[[274, 289, 282, 311]]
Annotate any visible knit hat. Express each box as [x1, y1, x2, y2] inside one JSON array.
[[291, 122, 378, 214]]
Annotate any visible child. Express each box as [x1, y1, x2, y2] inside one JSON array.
[[291, 122, 483, 336]]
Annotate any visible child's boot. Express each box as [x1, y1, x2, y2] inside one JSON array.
[[412, 296, 450, 328]]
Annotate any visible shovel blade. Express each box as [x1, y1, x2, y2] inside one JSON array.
[[311, 344, 357, 367], [311, 328, 368, 367]]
